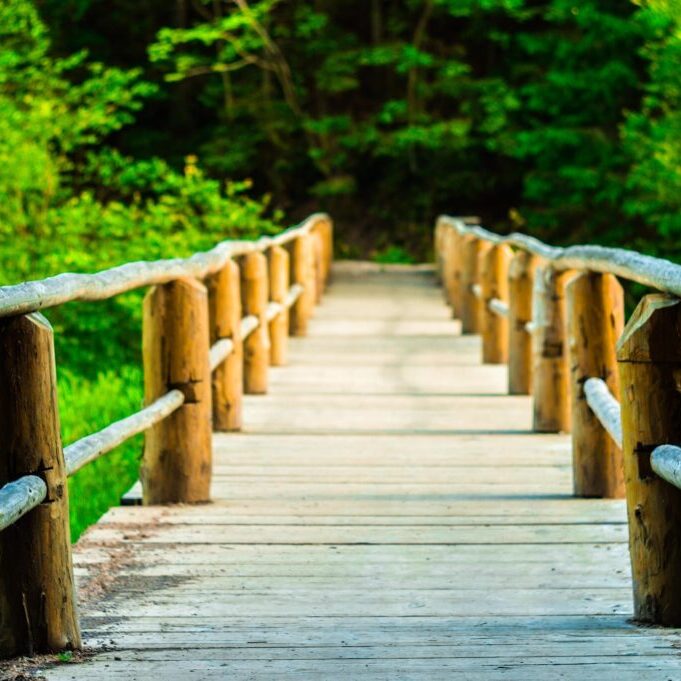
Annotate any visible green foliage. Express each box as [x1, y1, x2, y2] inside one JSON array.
[[0, 0, 280, 540], [622, 0, 681, 254]]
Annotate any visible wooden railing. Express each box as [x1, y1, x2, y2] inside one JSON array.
[[435, 215, 681, 628], [0, 213, 333, 657]]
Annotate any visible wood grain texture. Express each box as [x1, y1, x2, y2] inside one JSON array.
[[142, 278, 212, 503], [617, 294, 681, 625], [288, 234, 315, 336], [460, 235, 483, 334], [36, 266, 681, 680], [532, 266, 573, 433], [207, 259, 243, 431], [240, 252, 270, 394], [481, 244, 512, 364], [0, 313, 80, 657], [567, 272, 624, 498], [268, 245, 289, 366], [508, 250, 538, 395]]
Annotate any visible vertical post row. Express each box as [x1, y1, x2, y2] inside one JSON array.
[[617, 295, 681, 626], [567, 272, 625, 498], [475, 241, 493, 332], [434, 222, 444, 283], [481, 244, 512, 364], [289, 233, 315, 336], [268, 245, 290, 366], [0, 313, 80, 658], [241, 251, 270, 394], [441, 227, 454, 308], [532, 266, 572, 433], [460, 235, 483, 334], [207, 259, 243, 431], [142, 278, 212, 503], [508, 251, 538, 394]]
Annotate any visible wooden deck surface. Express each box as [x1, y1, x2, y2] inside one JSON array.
[[42, 264, 681, 679]]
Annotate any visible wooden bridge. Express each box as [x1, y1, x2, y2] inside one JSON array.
[[2, 214, 681, 678]]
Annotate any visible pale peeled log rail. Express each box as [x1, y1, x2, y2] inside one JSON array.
[[266, 301, 284, 322], [64, 390, 185, 476], [240, 314, 259, 340], [0, 475, 47, 532], [0, 214, 329, 318], [583, 378, 623, 449], [488, 298, 509, 318], [651, 445, 681, 491], [472, 284, 483, 299], [284, 283, 304, 309], [439, 215, 681, 294], [209, 338, 235, 372]]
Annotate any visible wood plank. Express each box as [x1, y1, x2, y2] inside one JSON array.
[[35, 265, 681, 680]]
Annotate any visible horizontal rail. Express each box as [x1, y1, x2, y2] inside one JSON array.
[[583, 378, 622, 449], [240, 314, 259, 340], [64, 390, 185, 476], [488, 298, 509, 318], [209, 338, 235, 372], [0, 214, 329, 319], [0, 475, 47, 532], [266, 301, 284, 322], [285, 283, 304, 309], [651, 445, 681, 491], [439, 215, 681, 296]]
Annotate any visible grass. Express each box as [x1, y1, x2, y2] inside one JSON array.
[[58, 365, 144, 541]]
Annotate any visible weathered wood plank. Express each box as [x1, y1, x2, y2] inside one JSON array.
[[37, 265, 681, 680]]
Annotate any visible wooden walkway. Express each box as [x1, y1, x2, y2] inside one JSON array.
[[42, 264, 681, 679]]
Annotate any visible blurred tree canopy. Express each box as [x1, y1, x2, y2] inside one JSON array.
[[34, 0, 677, 257]]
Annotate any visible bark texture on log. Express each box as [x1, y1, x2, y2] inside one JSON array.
[[508, 251, 538, 395], [532, 267, 573, 433], [0, 313, 80, 657], [567, 272, 624, 498], [207, 260, 243, 432], [617, 294, 681, 625], [142, 278, 212, 503], [241, 253, 270, 394]]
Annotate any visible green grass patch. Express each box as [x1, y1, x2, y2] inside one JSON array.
[[58, 365, 144, 541]]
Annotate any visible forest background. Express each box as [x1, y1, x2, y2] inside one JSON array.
[[3, 0, 680, 538]]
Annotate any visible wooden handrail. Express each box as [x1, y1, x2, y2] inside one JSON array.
[[435, 213, 681, 627], [439, 215, 681, 296], [0, 475, 47, 532], [64, 390, 186, 476], [0, 212, 334, 658], [583, 378, 622, 449], [0, 214, 330, 318]]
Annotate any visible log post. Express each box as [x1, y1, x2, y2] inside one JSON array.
[[434, 222, 444, 283], [0, 313, 80, 657], [142, 278, 212, 504], [508, 251, 538, 394], [460, 235, 483, 334], [313, 228, 324, 304], [241, 251, 270, 393], [443, 228, 456, 312], [206, 259, 243, 431], [322, 218, 334, 288], [476, 241, 493, 332], [481, 244, 512, 364], [449, 230, 463, 319], [268, 245, 289, 366], [532, 266, 573, 433], [617, 295, 681, 625], [567, 272, 625, 498], [289, 233, 315, 336]]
